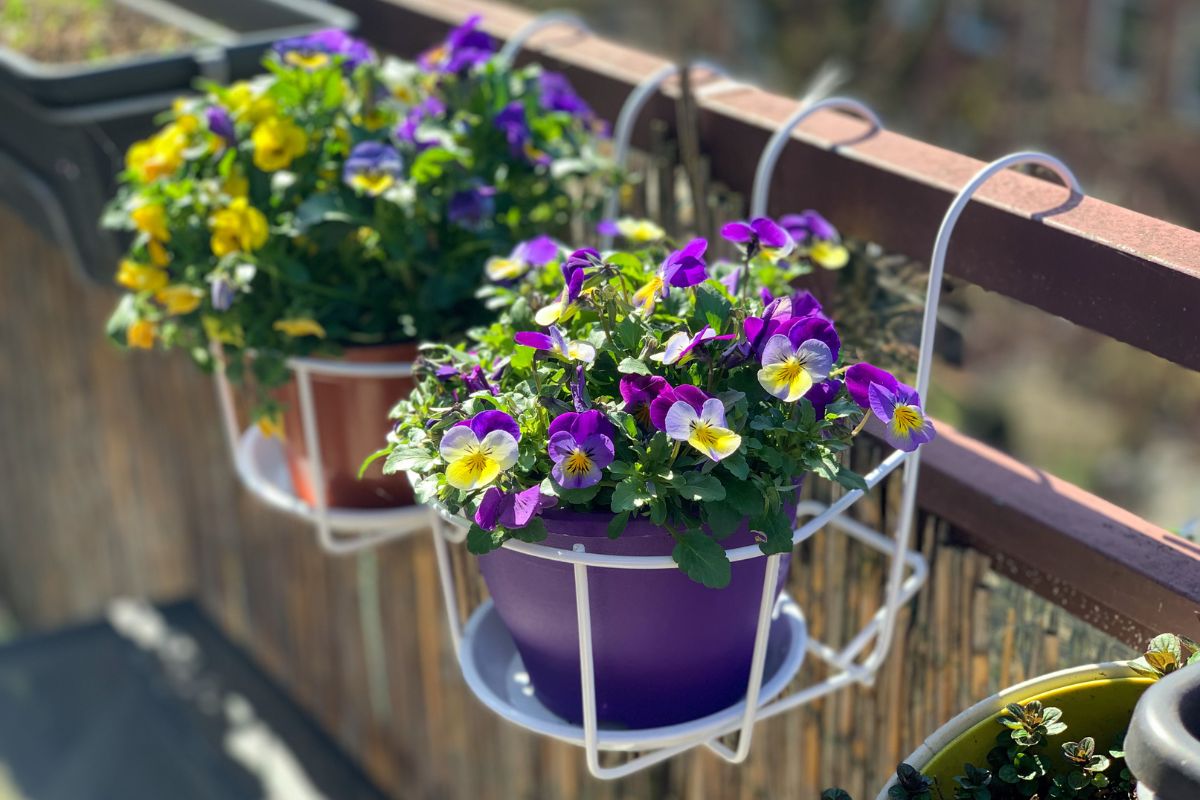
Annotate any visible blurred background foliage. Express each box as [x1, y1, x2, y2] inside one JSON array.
[[517, 0, 1200, 535]]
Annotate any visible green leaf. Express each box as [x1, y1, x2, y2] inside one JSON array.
[[618, 357, 650, 375], [411, 147, 460, 183], [681, 473, 726, 502], [834, 467, 870, 492], [610, 478, 644, 512], [604, 252, 642, 272], [998, 764, 1018, 784], [358, 446, 392, 479], [508, 517, 548, 543], [383, 446, 439, 474], [754, 507, 794, 554], [466, 524, 503, 555], [672, 532, 731, 588], [552, 480, 602, 505], [720, 451, 750, 481], [705, 502, 744, 540], [692, 285, 732, 333], [294, 193, 353, 231], [607, 511, 630, 540], [724, 479, 763, 517]]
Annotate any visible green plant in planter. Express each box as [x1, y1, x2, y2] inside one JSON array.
[[377, 216, 936, 586], [104, 17, 613, 427], [830, 633, 1200, 800]]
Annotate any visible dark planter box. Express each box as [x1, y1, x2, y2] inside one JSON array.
[[0, 0, 356, 283]]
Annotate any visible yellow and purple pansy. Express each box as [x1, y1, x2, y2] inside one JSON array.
[[514, 325, 595, 364], [548, 410, 616, 489], [272, 29, 373, 72], [342, 141, 404, 196], [720, 216, 795, 262], [534, 249, 595, 325], [631, 238, 709, 313], [664, 395, 742, 462], [845, 363, 935, 452], [757, 335, 834, 403], [419, 14, 495, 75], [474, 485, 557, 531], [650, 325, 733, 366], [485, 235, 559, 283], [780, 211, 850, 270], [439, 410, 522, 491]]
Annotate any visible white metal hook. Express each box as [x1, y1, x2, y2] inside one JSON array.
[[856, 151, 1082, 677], [749, 97, 883, 219], [600, 59, 732, 248], [497, 11, 591, 68]]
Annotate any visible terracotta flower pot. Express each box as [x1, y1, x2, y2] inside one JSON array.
[[272, 342, 417, 510], [876, 661, 1154, 799]]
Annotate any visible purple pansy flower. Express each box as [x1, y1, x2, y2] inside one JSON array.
[[210, 277, 235, 311], [743, 296, 839, 360], [650, 325, 733, 366], [596, 219, 620, 237], [547, 410, 616, 489], [757, 336, 834, 403], [447, 185, 497, 229], [495, 102, 550, 165], [420, 14, 495, 74], [534, 251, 594, 325], [475, 485, 557, 531], [780, 210, 850, 269], [631, 238, 709, 313], [273, 29, 372, 71], [395, 96, 446, 151], [514, 325, 595, 364], [869, 382, 936, 452], [441, 410, 521, 491], [721, 216, 796, 261], [485, 235, 559, 282], [806, 379, 842, 418], [844, 363, 904, 410], [539, 71, 593, 118], [343, 141, 403, 196], [619, 374, 670, 428], [205, 106, 235, 144], [664, 396, 742, 462], [648, 384, 709, 432]]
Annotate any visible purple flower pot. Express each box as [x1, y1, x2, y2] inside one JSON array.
[[478, 507, 793, 729]]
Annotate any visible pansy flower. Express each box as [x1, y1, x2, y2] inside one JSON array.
[[648, 384, 709, 432], [272, 30, 373, 71], [485, 235, 559, 282], [806, 379, 843, 418], [475, 485, 556, 531], [534, 250, 594, 325], [514, 325, 595, 364], [615, 217, 665, 243], [665, 397, 742, 462], [757, 335, 833, 403], [650, 325, 732, 366], [631, 238, 709, 313], [619, 374, 670, 428], [495, 102, 551, 165], [447, 184, 497, 230], [439, 410, 521, 491], [419, 14, 495, 74], [870, 383, 935, 452], [205, 106, 236, 145], [743, 296, 840, 361], [343, 142, 403, 196], [780, 211, 850, 270], [844, 363, 904, 410], [395, 96, 446, 151], [548, 410, 616, 489], [721, 216, 795, 262]]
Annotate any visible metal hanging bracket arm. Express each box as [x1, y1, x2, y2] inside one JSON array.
[[496, 11, 591, 68]]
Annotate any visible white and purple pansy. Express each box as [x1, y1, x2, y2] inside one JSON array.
[[650, 325, 733, 366], [664, 397, 742, 462], [757, 335, 834, 403], [485, 235, 559, 282], [720, 216, 795, 262], [474, 485, 557, 531], [439, 410, 521, 491], [548, 410, 616, 489], [514, 325, 595, 364], [631, 238, 709, 313], [343, 141, 403, 196], [534, 250, 595, 326]]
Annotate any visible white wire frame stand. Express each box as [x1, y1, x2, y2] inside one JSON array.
[[211, 350, 435, 555], [423, 123, 1082, 776]]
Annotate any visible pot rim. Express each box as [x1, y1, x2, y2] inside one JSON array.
[[874, 660, 1145, 800]]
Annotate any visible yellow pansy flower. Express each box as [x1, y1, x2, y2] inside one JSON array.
[[616, 217, 665, 243], [156, 285, 204, 315], [202, 315, 245, 347], [809, 241, 850, 270], [226, 83, 276, 125], [257, 413, 285, 439], [115, 260, 169, 293], [148, 239, 171, 267], [127, 319, 158, 349], [131, 203, 170, 242], [251, 116, 308, 172], [126, 124, 189, 183], [210, 198, 269, 257], [222, 170, 249, 199], [273, 318, 326, 338]]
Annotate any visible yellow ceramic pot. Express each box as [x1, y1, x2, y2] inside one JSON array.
[[876, 662, 1154, 799]]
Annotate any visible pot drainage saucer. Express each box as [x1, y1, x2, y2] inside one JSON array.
[[236, 427, 429, 534], [459, 593, 808, 752]]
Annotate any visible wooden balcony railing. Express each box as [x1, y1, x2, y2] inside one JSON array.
[[340, 0, 1200, 644]]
